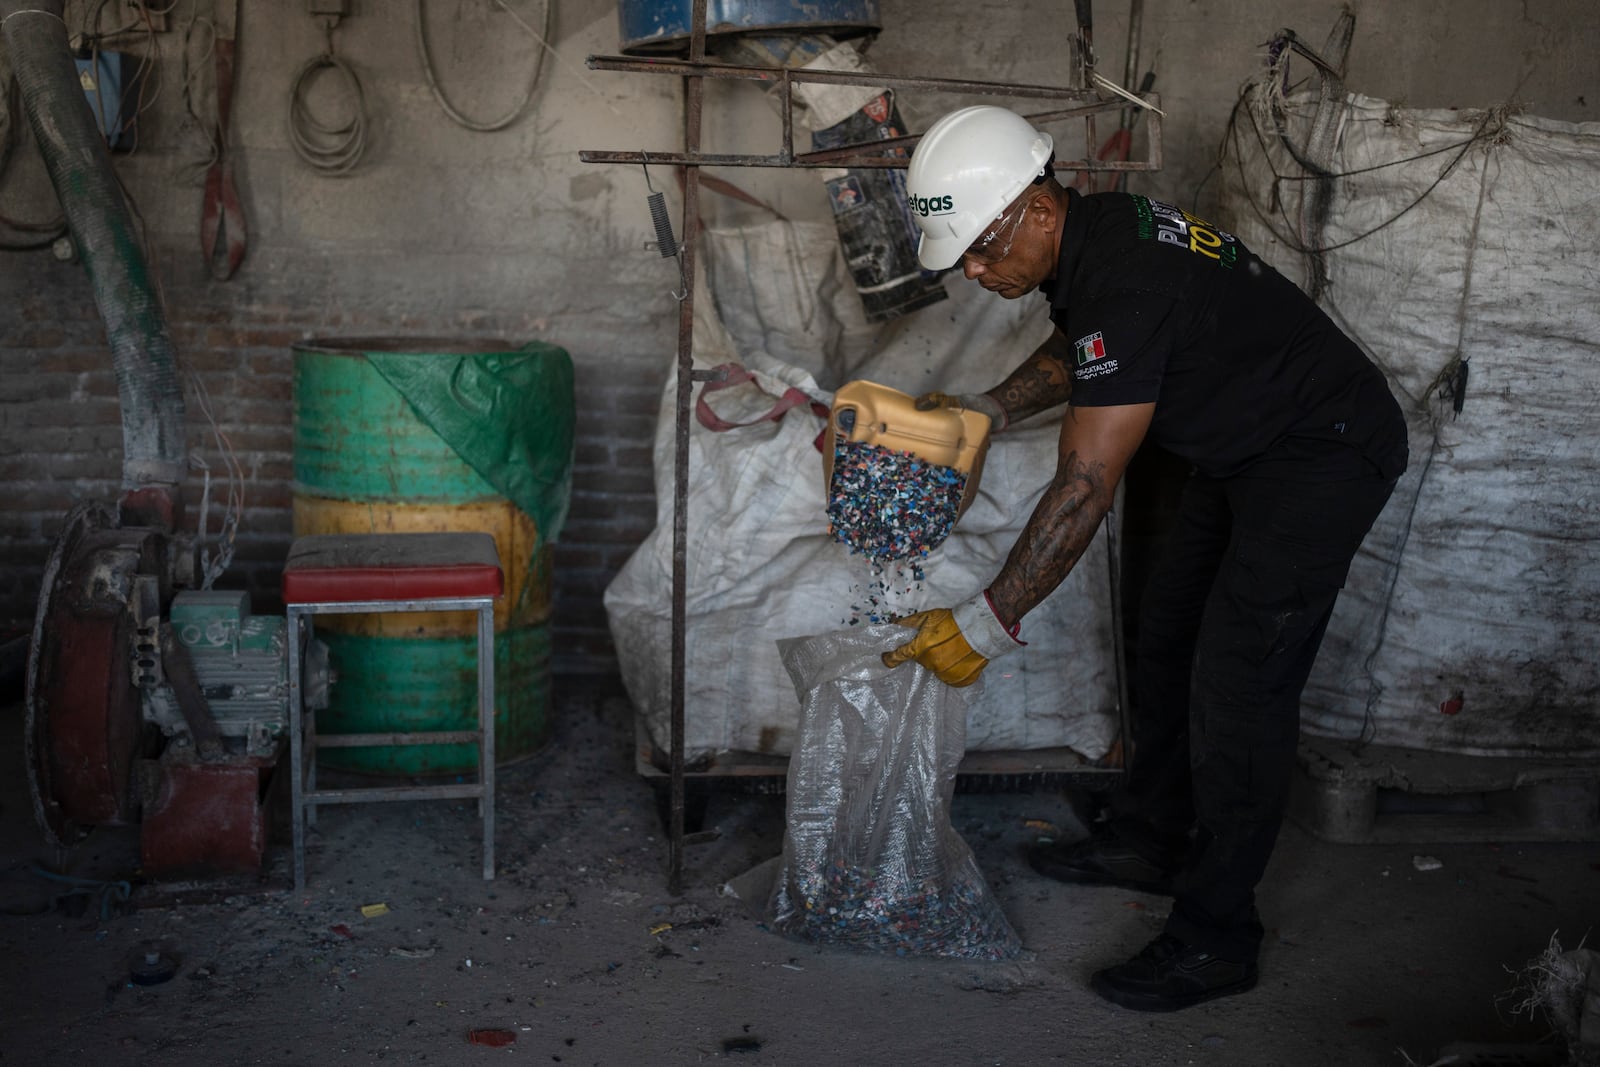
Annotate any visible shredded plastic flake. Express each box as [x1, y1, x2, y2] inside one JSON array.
[[785, 861, 1021, 960], [841, 559, 925, 627], [826, 439, 966, 565]]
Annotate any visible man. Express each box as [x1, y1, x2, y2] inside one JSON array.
[[882, 106, 1408, 1011]]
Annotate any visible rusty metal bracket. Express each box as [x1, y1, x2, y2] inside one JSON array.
[[581, 55, 1162, 176]]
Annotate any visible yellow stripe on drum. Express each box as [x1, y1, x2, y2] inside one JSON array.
[[291, 495, 551, 638], [290, 337, 571, 774]]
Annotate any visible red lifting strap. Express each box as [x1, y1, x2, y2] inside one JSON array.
[[695, 361, 826, 432], [282, 533, 503, 604], [202, 0, 247, 280]]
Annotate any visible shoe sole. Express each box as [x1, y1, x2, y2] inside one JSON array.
[[1088, 970, 1259, 1013]]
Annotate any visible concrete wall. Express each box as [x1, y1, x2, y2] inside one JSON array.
[[1, 0, 1593, 674]]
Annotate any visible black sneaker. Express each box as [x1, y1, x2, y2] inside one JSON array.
[[1090, 934, 1258, 1012], [1025, 834, 1177, 895]]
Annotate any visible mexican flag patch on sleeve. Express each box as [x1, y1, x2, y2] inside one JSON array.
[[1075, 331, 1107, 366]]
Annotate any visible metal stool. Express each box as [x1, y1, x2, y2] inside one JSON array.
[[283, 532, 502, 889]]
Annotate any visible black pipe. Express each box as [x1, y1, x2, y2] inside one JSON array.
[[2, 1, 187, 512]]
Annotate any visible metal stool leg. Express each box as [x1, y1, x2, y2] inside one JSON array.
[[303, 614, 319, 830], [284, 586, 499, 888], [287, 606, 307, 892], [478, 599, 495, 881]]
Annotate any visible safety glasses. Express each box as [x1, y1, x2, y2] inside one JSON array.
[[962, 197, 1028, 265]]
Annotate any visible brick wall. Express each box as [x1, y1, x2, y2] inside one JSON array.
[[0, 257, 671, 676]]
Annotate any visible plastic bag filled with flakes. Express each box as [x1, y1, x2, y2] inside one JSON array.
[[766, 625, 1024, 960]]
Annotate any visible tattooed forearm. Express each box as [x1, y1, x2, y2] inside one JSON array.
[[985, 331, 1074, 424], [987, 449, 1113, 628]]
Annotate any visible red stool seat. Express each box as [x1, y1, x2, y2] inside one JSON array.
[[282, 531, 502, 890], [283, 533, 503, 604]]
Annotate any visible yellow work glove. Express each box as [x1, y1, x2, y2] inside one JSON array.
[[913, 391, 1009, 432], [881, 592, 1025, 688]]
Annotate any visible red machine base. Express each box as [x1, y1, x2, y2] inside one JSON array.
[[140, 756, 276, 879]]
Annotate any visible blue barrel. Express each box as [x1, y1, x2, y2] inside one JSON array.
[[618, 0, 879, 54]]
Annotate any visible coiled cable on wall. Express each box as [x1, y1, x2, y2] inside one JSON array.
[[414, 0, 550, 132], [288, 18, 368, 175]]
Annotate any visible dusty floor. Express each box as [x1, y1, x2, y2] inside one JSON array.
[[1, 679, 1593, 1067]]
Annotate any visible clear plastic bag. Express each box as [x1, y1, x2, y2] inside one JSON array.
[[766, 625, 1024, 960]]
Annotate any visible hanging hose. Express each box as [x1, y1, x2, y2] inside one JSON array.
[[414, 0, 549, 132], [2, 0, 187, 500], [288, 18, 369, 175]]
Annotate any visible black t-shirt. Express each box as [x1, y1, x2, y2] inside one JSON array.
[[1041, 189, 1408, 481]]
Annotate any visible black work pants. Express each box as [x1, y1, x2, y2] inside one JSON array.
[[1112, 465, 1398, 961]]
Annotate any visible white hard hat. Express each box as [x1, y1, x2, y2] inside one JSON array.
[[905, 106, 1055, 271]]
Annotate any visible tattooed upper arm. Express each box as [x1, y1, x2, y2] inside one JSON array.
[[987, 328, 1076, 424], [1036, 327, 1075, 370]]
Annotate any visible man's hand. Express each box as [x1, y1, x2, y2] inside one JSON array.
[[914, 391, 1009, 432], [881, 592, 1024, 688]]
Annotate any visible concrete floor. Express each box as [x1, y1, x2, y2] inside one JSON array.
[[1, 678, 1593, 1066]]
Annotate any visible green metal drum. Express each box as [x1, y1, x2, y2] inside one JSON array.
[[291, 337, 574, 775]]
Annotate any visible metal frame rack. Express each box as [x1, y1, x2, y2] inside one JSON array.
[[581, 3, 1161, 893]]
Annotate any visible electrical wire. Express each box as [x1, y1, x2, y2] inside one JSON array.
[[413, 0, 550, 132], [78, 0, 172, 159], [27, 865, 131, 922], [288, 18, 369, 176], [83, 0, 146, 43], [186, 370, 244, 589], [1214, 39, 1514, 260], [178, 13, 221, 177], [124, 3, 171, 152]]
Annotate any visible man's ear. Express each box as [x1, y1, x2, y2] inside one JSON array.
[[1027, 186, 1060, 228]]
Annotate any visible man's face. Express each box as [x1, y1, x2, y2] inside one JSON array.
[[959, 191, 1052, 299]]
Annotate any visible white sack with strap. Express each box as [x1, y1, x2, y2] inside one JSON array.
[[604, 219, 1119, 764]]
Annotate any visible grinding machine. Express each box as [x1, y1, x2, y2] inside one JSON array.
[[9, 0, 329, 879]]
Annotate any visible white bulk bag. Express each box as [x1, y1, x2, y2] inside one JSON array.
[[1219, 89, 1600, 756], [604, 220, 1120, 764]]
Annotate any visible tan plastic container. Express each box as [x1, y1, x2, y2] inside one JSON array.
[[823, 380, 992, 518]]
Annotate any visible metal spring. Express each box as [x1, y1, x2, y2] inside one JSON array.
[[647, 191, 678, 259]]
